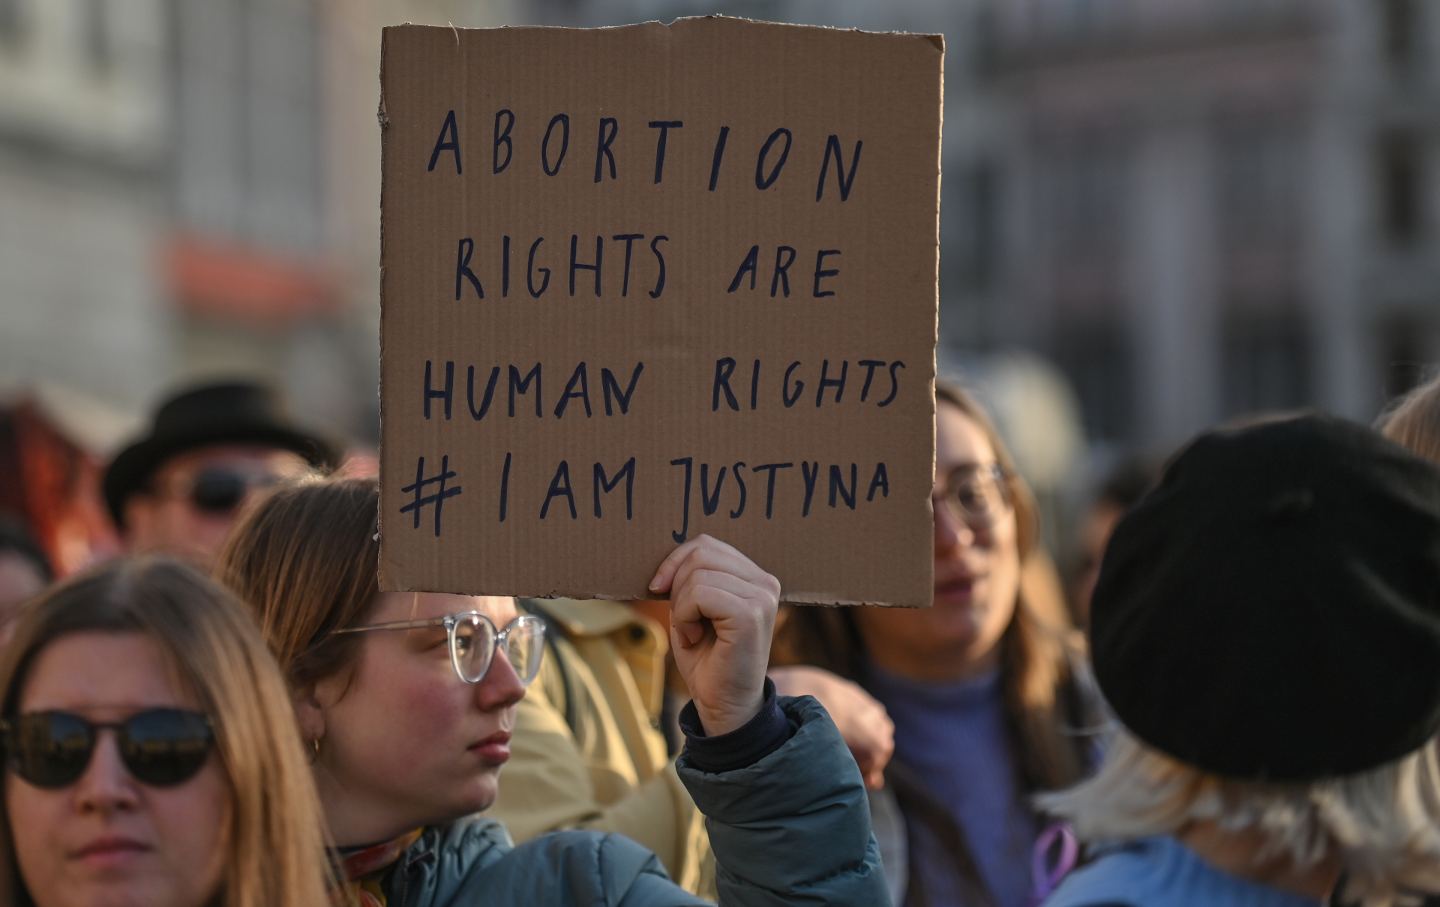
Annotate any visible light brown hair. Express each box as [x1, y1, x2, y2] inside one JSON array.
[[1377, 372, 1440, 465], [774, 384, 1091, 784], [934, 388, 1095, 792], [771, 383, 1095, 904], [214, 477, 381, 691], [0, 557, 336, 907]]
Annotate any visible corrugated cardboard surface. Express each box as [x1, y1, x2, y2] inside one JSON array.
[[380, 17, 941, 606]]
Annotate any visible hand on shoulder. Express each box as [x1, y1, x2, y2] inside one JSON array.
[[770, 665, 894, 789]]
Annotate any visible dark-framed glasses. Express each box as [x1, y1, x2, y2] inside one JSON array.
[[333, 612, 545, 685], [934, 463, 1012, 530], [0, 708, 214, 789]]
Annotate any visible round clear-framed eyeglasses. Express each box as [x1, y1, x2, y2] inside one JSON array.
[[332, 611, 546, 685], [933, 462, 1013, 530]]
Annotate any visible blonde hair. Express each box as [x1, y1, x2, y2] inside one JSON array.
[[0, 558, 337, 907], [1377, 372, 1440, 465], [1038, 732, 1440, 907]]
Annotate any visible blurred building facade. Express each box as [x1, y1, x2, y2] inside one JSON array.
[[0, 0, 515, 449], [533, 0, 1440, 455], [2, 0, 1436, 458], [984, 0, 1440, 450], [0, 0, 169, 411]]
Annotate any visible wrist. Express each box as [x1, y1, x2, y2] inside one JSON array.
[[681, 678, 791, 773], [695, 692, 764, 737]]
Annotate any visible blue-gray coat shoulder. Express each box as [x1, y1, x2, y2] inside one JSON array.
[[387, 695, 889, 907], [389, 816, 700, 907]]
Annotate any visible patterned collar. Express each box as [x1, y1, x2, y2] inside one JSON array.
[[336, 828, 424, 907]]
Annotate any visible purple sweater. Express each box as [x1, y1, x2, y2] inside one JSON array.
[[867, 663, 1039, 907]]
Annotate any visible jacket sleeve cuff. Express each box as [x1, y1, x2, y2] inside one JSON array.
[[679, 678, 794, 773]]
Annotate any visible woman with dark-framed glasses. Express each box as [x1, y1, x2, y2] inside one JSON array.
[[215, 476, 887, 906], [0, 557, 336, 907], [773, 383, 1104, 907]]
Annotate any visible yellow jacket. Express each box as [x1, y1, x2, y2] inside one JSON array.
[[490, 598, 716, 898]]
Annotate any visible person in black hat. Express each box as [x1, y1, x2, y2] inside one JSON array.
[[1037, 414, 1440, 907], [103, 379, 338, 567]]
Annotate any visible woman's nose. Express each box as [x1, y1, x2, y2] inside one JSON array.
[[474, 647, 527, 710], [933, 497, 978, 552], [72, 733, 140, 815]]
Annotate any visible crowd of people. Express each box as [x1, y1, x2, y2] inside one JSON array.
[[2, 370, 1440, 907]]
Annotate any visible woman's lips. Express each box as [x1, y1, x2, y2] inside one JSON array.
[[71, 837, 150, 871], [934, 575, 984, 601], [470, 731, 512, 765]]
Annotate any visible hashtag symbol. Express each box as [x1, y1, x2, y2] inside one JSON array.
[[399, 455, 462, 537]]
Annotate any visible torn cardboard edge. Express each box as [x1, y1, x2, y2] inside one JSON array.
[[377, 16, 942, 607]]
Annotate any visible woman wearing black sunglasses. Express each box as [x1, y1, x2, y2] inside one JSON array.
[[0, 558, 335, 907], [216, 477, 887, 906]]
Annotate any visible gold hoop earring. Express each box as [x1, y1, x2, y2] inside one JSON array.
[[309, 737, 322, 764]]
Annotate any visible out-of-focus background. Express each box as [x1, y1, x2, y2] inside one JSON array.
[[2, 0, 1436, 565]]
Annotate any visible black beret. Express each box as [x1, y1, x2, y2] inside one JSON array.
[[1090, 414, 1440, 782]]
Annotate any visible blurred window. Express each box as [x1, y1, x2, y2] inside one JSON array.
[[0, 0, 23, 51], [953, 159, 999, 293], [1046, 0, 1127, 37], [171, 0, 323, 253], [1042, 130, 1128, 263], [1215, 118, 1301, 250], [1221, 312, 1312, 414], [971, 4, 998, 76], [1055, 317, 1134, 442], [82, 0, 112, 73], [1378, 129, 1425, 247], [1380, 0, 1417, 72]]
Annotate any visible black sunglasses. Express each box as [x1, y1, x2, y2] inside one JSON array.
[[184, 467, 282, 515], [0, 708, 214, 789]]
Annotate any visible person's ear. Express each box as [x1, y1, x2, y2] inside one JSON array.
[[294, 668, 350, 743], [292, 680, 331, 747]]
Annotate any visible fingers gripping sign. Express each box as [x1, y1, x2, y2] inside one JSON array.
[[649, 534, 780, 737]]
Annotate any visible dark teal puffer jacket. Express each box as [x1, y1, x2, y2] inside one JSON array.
[[381, 695, 890, 906]]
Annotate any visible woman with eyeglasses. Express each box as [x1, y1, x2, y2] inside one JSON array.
[[0, 557, 335, 907], [215, 476, 886, 906], [772, 384, 1104, 907]]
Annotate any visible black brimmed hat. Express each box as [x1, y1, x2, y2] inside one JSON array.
[[1090, 414, 1440, 782], [103, 380, 339, 529]]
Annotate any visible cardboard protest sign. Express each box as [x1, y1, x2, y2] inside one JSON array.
[[379, 17, 942, 606]]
